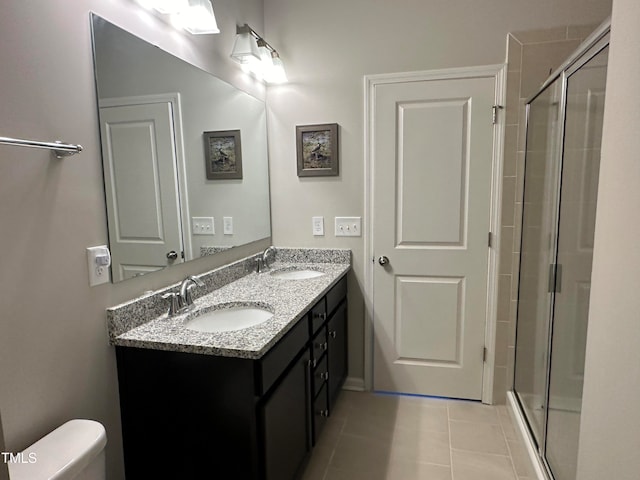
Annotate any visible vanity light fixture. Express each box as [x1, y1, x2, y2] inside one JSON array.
[[266, 52, 288, 84], [146, 0, 188, 14], [138, 0, 219, 34], [230, 24, 287, 84]]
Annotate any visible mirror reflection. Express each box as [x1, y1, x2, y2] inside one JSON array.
[[90, 14, 271, 282]]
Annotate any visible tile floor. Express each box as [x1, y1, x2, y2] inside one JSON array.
[[302, 390, 537, 480]]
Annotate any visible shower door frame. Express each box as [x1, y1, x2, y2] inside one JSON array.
[[513, 20, 611, 480]]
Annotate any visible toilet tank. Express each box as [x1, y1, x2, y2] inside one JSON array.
[[8, 419, 107, 480]]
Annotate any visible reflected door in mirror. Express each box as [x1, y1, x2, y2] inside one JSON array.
[[100, 102, 184, 281]]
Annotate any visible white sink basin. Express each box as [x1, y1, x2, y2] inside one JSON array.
[[270, 268, 325, 280], [185, 305, 273, 333]]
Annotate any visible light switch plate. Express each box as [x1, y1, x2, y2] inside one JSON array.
[[335, 217, 362, 237], [312, 216, 324, 236], [192, 217, 214, 235], [223, 217, 233, 235]]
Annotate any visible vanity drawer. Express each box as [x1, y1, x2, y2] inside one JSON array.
[[326, 276, 347, 317], [311, 327, 328, 365], [258, 318, 309, 396], [313, 354, 329, 397], [313, 384, 329, 445], [309, 298, 327, 335]]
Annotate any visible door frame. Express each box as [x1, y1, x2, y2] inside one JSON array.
[[363, 65, 506, 404], [99, 92, 192, 261]]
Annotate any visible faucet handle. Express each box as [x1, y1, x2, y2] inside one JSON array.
[[255, 257, 264, 273], [183, 283, 198, 308], [162, 292, 180, 316]]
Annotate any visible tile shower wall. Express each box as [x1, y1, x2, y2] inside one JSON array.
[[495, 25, 597, 403]]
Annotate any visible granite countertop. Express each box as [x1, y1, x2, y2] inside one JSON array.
[[111, 260, 350, 359]]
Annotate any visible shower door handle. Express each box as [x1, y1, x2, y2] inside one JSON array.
[[548, 264, 563, 293]]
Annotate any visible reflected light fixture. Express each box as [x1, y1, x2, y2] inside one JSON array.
[[230, 24, 288, 84], [140, 0, 220, 35]]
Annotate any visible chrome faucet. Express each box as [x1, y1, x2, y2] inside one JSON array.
[[178, 275, 205, 312], [262, 246, 277, 270]]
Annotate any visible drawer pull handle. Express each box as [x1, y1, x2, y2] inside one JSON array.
[[318, 409, 329, 417], [317, 342, 328, 351], [314, 312, 327, 321], [320, 372, 329, 381]]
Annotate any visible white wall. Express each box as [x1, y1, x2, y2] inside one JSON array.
[[264, 0, 612, 384], [0, 1, 266, 478], [577, 0, 640, 477], [0, 412, 7, 480]]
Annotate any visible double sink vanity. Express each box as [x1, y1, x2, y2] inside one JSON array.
[[107, 248, 350, 479], [92, 14, 349, 480]]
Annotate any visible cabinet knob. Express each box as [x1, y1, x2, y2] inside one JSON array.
[[318, 409, 329, 417], [320, 371, 329, 381], [330, 330, 337, 339], [317, 342, 328, 351], [314, 312, 327, 321]]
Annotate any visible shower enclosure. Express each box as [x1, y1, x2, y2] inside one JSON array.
[[513, 22, 609, 480]]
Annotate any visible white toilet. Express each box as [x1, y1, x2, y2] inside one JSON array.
[[8, 419, 107, 480]]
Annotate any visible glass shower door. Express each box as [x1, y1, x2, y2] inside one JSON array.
[[514, 78, 563, 446], [545, 45, 609, 480]]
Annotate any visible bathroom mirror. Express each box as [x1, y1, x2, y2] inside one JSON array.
[[90, 14, 271, 282]]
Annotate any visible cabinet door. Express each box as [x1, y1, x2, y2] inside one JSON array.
[[328, 301, 348, 409], [261, 349, 311, 480]]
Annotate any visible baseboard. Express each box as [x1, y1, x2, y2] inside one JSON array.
[[506, 391, 549, 480], [342, 376, 366, 391]]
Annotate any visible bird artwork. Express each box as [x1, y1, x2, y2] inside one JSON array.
[[302, 131, 331, 168], [297, 124, 338, 177], [205, 130, 243, 179]]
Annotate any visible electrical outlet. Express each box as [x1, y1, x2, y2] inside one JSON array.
[[87, 245, 111, 286], [192, 217, 215, 235], [312, 216, 324, 236], [335, 217, 362, 237]]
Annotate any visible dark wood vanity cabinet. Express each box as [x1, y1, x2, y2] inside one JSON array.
[[328, 300, 348, 407], [261, 348, 311, 480], [116, 275, 348, 480]]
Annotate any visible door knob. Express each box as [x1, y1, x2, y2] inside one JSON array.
[[166, 250, 178, 260], [378, 256, 389, 266]]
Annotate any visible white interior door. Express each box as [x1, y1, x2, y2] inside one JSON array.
[[372, 73, 496, 400], [100, 102, 184, 281]]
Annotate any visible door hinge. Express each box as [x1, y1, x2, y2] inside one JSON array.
[[492, 105, 503, 125], [483, 347, 488, 362], [181, 251, 185, 259], [488, 232, 493, 248]]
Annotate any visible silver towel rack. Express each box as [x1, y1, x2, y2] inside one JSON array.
[[0, 136, 83, 158]]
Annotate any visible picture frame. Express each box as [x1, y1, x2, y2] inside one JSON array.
[[203, 129, 243, 180], [296, 123, 339, 177]]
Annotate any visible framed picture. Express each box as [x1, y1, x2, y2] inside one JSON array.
[[204, 130, 243, 180], [296, 123, 339, 177]]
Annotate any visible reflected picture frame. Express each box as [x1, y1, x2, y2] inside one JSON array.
[[204, 129, 243, 179], [296, 123, 339, 177]]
